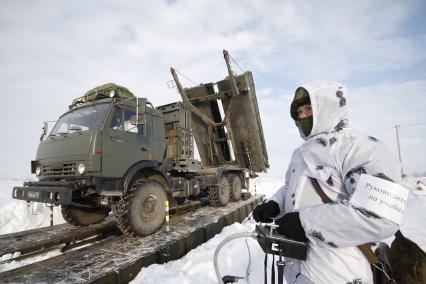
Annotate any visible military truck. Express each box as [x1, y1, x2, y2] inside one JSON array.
[[12, 50, 269, 236]]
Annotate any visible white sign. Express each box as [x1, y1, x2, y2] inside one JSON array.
[[271, 243, 279, 252], [350, 174, 409, 224]]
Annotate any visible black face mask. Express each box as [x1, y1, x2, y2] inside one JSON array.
[[297, 116, 313, 137], [290, 97, 311, 120]]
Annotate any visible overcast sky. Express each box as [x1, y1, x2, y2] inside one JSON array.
[[0, 0, 425, 179]]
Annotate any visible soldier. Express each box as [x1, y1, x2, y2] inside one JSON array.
[[253, 82, 406, 283]]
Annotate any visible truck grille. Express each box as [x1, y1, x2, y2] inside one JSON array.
[[41, 162, 78, 177]]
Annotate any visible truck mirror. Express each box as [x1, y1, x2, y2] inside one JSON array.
[[130, 114, 146, 125], [40, 122, 48, 141], [137, 98, 147, 114]]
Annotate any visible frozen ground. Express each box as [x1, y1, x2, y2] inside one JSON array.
[[0, 176, 424, 283]]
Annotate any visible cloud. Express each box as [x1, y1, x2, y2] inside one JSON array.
[[350, 79, 426, 128], [347, 79, 426, 175], [0, 0, 425, 177]]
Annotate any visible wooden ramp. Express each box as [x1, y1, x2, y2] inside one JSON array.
[[0, 218, 116, 257], [0, 195, 263, 284]]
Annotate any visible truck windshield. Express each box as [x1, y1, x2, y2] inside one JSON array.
[[50, 103, 110, 136]]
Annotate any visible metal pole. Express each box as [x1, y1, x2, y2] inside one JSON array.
[[221, 50, 240, 127], [136, 98, 139, 124], [223, 50, 240, 97], [165, 200, 170, 233], [170, 68, 218, 128], [50, 205, 54, 226], [395, 125, 404, 177]]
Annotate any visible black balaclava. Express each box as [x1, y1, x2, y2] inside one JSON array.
[[290, 87, 312, 137]]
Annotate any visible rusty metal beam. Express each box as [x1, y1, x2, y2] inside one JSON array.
[[223, 50, 240, 98], [221, 50, 240, 127], [170, 68, 219, 128]]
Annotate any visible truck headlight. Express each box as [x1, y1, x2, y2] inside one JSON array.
[[35, 166, 41, 176], [77, 163, 85, 175]]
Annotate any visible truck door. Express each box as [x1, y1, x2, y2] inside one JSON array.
[[102, 106, 153, 178]]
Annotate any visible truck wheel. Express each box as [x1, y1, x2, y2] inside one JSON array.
[[229, 174, 242, 202], [208, 176, 230, 207], [61, 205, 110, 226], [115, 179, 167, 236]]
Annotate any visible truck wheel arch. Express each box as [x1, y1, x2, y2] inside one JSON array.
[[123, 161, 172, 195]]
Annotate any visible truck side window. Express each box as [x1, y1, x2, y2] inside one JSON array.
[[123, 109, 144, 135], [110, 108, 123, 130]]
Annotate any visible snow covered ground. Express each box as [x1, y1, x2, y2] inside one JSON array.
[[0, 178, 65, 235], [0, 176, 424, 283]]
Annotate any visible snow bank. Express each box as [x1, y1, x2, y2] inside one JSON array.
[[0, 179, 65, 235], [0, 179, 22, 207], [132, 220, 270, 284], [250, 175, 284, 199], [0, 201, 65, 235]]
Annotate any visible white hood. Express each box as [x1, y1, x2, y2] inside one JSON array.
[[270, 81, 404, 283], [295, 81, 348, 139]]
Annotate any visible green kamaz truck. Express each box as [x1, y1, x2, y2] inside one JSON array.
[[12, 51, 269, 236]]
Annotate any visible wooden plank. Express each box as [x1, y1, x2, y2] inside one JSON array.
[[0, 200, 207, 258], [0, 195, 263, 284], [0, 218, 116, 257]]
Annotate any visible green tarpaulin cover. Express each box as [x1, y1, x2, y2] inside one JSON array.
[[70, 83, 135, 109]]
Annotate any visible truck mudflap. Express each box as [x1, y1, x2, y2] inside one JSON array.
[[13, 184, 81, 206]]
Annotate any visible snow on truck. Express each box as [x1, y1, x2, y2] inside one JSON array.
[[12, 50, 269, 236]]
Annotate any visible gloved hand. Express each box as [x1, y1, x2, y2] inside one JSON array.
[[275, 212, 308, 242], [252, 200, 280, 223]]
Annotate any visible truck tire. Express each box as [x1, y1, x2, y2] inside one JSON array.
[[208, 176, 230, 207], [61, 205, 110, 226], [115, 179, 167, 236], [229, 174, 242, 202]]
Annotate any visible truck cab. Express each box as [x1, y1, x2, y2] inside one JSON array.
[[13, 84, 171, 232], [36, 97, 164, 182]]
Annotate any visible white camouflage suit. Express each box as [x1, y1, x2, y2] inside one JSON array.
[[271, 82, 403, 284]]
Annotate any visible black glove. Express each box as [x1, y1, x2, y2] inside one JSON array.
[[252, 200, 280, 223], [275, 212, 308, 242]]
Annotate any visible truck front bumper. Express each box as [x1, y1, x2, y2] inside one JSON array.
[[12, 181, 87, 206]]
